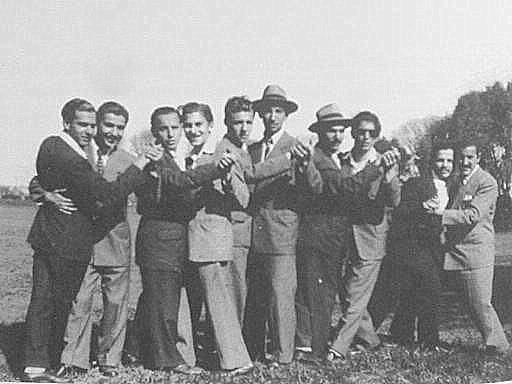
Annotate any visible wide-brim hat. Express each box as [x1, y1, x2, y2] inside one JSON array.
[[253, 84, 298, 114], [308, 103, 351, 133]]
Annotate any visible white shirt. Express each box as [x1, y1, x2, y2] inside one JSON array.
[[57, 131, 88, 160], [261, 129, 285, 162], [347, 147, 379, 175], [432, 172, 449, 211]]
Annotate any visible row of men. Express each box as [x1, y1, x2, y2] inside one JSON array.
[[21, 84, 509, 382]]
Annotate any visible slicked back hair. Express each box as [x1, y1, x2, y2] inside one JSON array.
[[350, 111, 381, 139], [61, 98, 95, 123], [97, 101, 129, 124], [180, 102, 213, 124]]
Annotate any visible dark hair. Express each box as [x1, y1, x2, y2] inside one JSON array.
[[180, 102, 213, 124], [150, 106, 180, 128], [97, 101, 129, 124], [431, 140, 454, 162], [224, 96, 253, 123], [61, 98, 95, 123], [350, 111, 381, 139], [457, 138, 483, 156]]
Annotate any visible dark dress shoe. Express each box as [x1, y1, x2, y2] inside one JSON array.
[[224, 364, 254, 376], [99, 365, 119, 377], [57, 365, 88, 377], [295, 351, 325, 367]]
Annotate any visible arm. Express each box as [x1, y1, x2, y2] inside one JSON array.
[[244, 153, 292, 183], [441, 177, 498, 226], [156, 161, 222, 190], [322, 163, 382, 197], [28, 175, 77, 214]]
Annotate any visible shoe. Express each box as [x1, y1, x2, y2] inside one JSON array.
[[57, 365, 88, 377], [483, 345, 510, 356], [169, 364, 204, 375], [21, 367, 72, 383], [326, 348, 346, 363], [225, 363, 254, 376], [99, 365, 118, 377], [295, 346, 312, 353], [295, 351, 325, 367]]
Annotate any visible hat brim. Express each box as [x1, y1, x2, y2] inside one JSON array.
[[253, 99, 298, 114], [308, 119, 352, 133]]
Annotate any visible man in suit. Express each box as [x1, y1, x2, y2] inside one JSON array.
[[387, 142, 454, 349], [295, 105, 398, 363], [23, 98, 158, 382], [431, 141, 510, 354], [329, 111, 401, 359], [29, 102, 137, 377], [134, 106, 235, 375], [244, 85, 322, 365]]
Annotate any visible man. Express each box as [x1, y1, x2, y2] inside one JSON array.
[[487, 139, 512, 231], [244, 85, 322, 365], [295, 105, 397, 363], [432, 141, 510, 354], [329, 111, 401, 359], [30, 102, 137, 377], [387, 142, 455, 349], [134, 106, 234, 374], [23, 98, 157, 382]]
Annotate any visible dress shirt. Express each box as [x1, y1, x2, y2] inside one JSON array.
[[261, 129, 285, 162], [432, 172, 449, 211], [462, 165, 480, 185]]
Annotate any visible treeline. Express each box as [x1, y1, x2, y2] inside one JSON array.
[[392, 81, 512, 166]]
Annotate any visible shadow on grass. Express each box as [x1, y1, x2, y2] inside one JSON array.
[[0, 322, 25, 377]]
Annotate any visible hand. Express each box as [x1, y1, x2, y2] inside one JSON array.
[[134, 144, 164, 169], [422, 197, 441, 213], [379, 148, 401, 169], [290, 142, 311, 163], [216, 152, 237, 171], [45, 188, 77, 215], [384, 163, 399, 183]]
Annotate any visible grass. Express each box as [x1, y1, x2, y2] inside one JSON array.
[[0, 202, 512, 383]]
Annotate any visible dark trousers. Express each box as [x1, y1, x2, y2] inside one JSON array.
[[389, 263, 441, 346], [24, 251, 89, 369], [135, 268, 185, 369], [295, 246, 343, 358]]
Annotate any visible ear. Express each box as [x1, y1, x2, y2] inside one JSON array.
[[62, 119, 70, 132]]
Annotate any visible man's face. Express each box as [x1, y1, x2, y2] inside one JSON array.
[[492, 143, 505, 161], [433, 148, 454, 181], [353, 120, 378, 154], [318, 124, 346, 154], [259, 105, 287, 137], [460, 145, 480, 177], [152, 112, 182, 152], [226, 111, 254, 146], [64, 110, 97, 148], [183, 111, 211, 147], [97, 113, 126, 151]]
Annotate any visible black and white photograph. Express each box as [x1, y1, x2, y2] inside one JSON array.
[[1, 1, 512, 383]]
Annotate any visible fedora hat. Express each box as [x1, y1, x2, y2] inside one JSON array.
[[308, 103, 351, 133], [253, 84, 298, 114]]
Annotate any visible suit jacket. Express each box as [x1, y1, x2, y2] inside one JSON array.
[[249, 131, 323, 255], [27, 135, 148, 263], [388, 175, 446, 271], [135, 151, 221, 272], [89, 148, 135, 267], [339, 153, 401, 262], [442, 166, 498, 271], [188, 140, 249, 262], [298, 146, 382, 255]]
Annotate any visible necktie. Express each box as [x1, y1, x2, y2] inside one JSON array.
[[264, 138, 273, 159], [96, 153, 105, 176]]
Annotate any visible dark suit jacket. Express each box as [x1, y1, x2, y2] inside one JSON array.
[[27, 135, 148, 263], [135, 152, 221, 271], [442, 167, 498, 270], [249, 131, 322, 255], [298, 146, 382, 255], [388, 175, 445, 271]]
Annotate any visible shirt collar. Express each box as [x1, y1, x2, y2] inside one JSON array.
[[347, 147, 378, 173], [462, 165, 479, 185], [264, 129, 285, 145], [58, 131, 88, 160]]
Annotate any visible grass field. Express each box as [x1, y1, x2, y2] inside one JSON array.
[[1, 202, 512, 383]]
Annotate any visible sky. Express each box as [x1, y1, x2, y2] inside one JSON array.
[[2, 0, 512, 185]]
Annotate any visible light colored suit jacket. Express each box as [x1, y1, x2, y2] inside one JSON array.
[[249, 131, 322, 255], [188, 138, 249, 262], [89, 148, 135, 267], [443, 166, 498, 271]]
